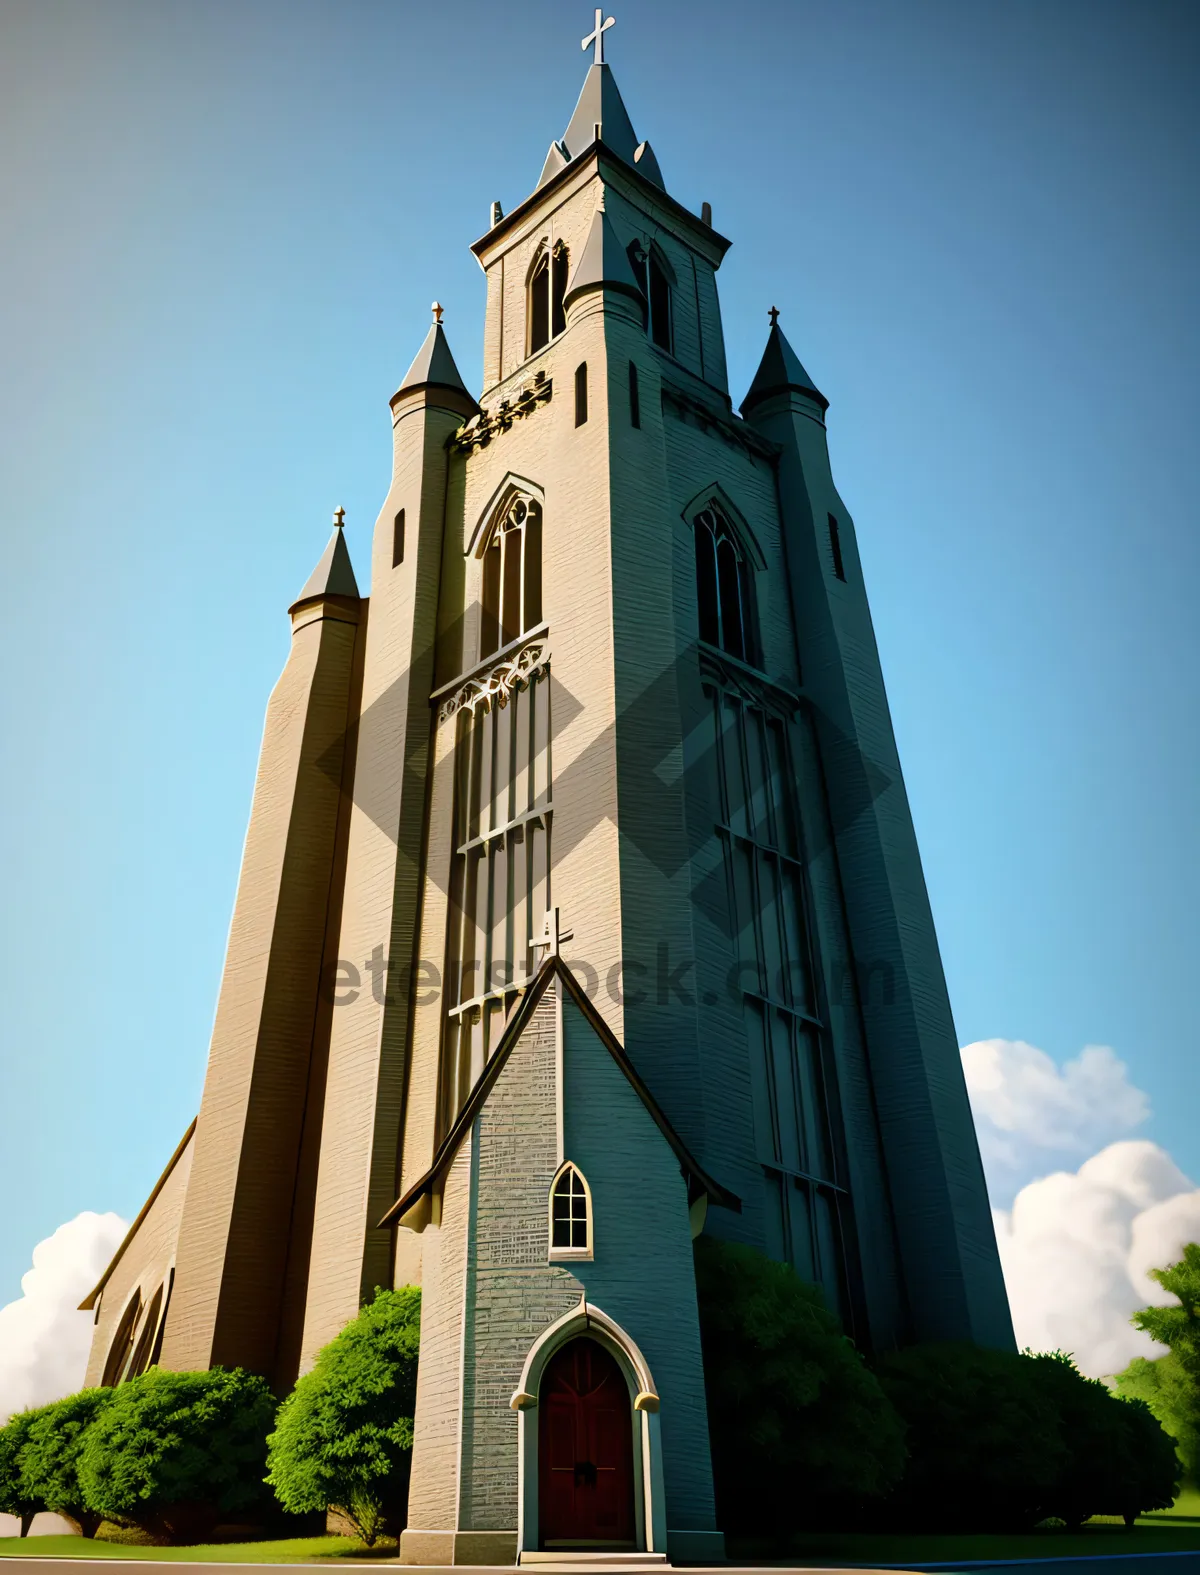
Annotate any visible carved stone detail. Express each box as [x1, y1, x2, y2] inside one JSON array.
[[438, 634, 551, 722], [452, 372, 553, 454]]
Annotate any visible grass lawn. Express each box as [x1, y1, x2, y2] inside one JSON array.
[[730, 1487, 1200, 1566], [0, 1534, 395, 1562], [1, 1494, 1197, 1564]]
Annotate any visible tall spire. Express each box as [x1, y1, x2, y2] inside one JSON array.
[[740, 311, 828, 416], [561, 63, 639, 164]]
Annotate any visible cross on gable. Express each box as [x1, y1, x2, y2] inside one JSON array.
[[582, 8, 615, 65], [532, 906, 574, 961]]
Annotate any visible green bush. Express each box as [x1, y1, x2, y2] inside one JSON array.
[[1111, 1394, 1183, 1522], [1025, 1351, 1179, 1526], [877, 1343, 1064, 1531], [77, 1367, 276, 1543], [692, 1237, 905, 1533], [1118, 1349, 1200, 1486], [0, 1410, 44, 1537], [20, 1389, 113, 1536], [266, 1286, 421, 1548]]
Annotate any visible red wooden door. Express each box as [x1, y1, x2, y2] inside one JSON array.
[[539, 1337, 635, 1548]]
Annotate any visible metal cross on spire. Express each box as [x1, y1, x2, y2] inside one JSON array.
[[768, 305, 780, 328], [333, 506, 346, 529], [582, 7, 615, 65]]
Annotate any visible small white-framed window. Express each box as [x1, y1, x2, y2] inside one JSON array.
[[549, 1161, 593, 1260]]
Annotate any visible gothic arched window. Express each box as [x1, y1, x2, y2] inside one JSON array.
[[125, 1280, 164, 1381], [480, 493, 543, 658], [528, 241, 570, 355], [100, 1291, 142, 1387], [549, 1162, 592, 1258], [693, 504, 757, 664], [628, 241, 673, 354]]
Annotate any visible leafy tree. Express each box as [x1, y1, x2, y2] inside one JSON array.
[[77, 1367, 276, 1543], [0, 1410, 44, 1537], [1132, 1243, 1200, 1381], [20, 1390, 113, 1537], [877, 1343, 1065, 1531], [1118, 1349, 1200, 1486], [266, 1287, 421, 1548], [1025, 1352, 1178, 1527], [692, 1238, 905, 1534]]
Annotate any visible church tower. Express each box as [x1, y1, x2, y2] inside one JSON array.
[[82, 13, 1012, 1565]]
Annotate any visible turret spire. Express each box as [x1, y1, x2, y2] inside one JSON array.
[[393, 310, 477, 409], [290, 514, 359, 612], [740, 310, 829, 416]]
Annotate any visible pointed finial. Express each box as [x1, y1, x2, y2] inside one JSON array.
[[431, 301, 444, 324], [582, 8, 615, 65], [333, 506, 346, 529], [768, 305, 780, 328]]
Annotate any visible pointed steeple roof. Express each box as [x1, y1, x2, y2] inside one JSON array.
[[290, 516, 359, 612], [394, 315, 477, 408], [563, 193, 646, 313], [376, 952, 741, 1231], [562, 63, 639, 166], [740, 316, 829, 415]]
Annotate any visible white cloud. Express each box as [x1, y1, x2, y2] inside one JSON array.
[[962, 1038, 1149, 1201], [994, 1140, 1200, 1378], [0, 1211, 128, 1425]]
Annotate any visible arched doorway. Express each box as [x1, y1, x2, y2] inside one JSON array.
[[538, 1337, 635, 1549]]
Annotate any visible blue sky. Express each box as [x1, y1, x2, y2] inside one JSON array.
[[1, 0, 1196, 1305]]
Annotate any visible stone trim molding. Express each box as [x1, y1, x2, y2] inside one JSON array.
[[697, 641, 802, 719], [451, 371, 553, 454], [435, 628, 551, 723]]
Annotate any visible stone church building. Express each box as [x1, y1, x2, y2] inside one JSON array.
[[80, 20, 1012, 1565]]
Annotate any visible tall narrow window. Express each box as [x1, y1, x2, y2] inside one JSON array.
[[528, 248, 550, 354], [693, 504, 758, 663], [549, 1163, 592, 1256], [101, 1293, 142, 1388], [479, 493, 544, 659], [575, 361, 588, 426], [627, 242, 674, 355], [648, 253, 672, 352], [628, 361, 641, 428], [392, 508, 405, 568], [827, 513, 846, 581], [529, 241, 569, 356], [551, 241, 569, 338]]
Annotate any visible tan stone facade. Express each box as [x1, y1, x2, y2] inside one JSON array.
[[82, 43, 1010, 1563]]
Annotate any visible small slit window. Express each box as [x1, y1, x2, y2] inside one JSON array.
[[828, 513, 846, 581], [575, 362, 588, 426], [392, 509, 405, 568], [628, 361, 640, 428], [549, 1162, 592, 1258]]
